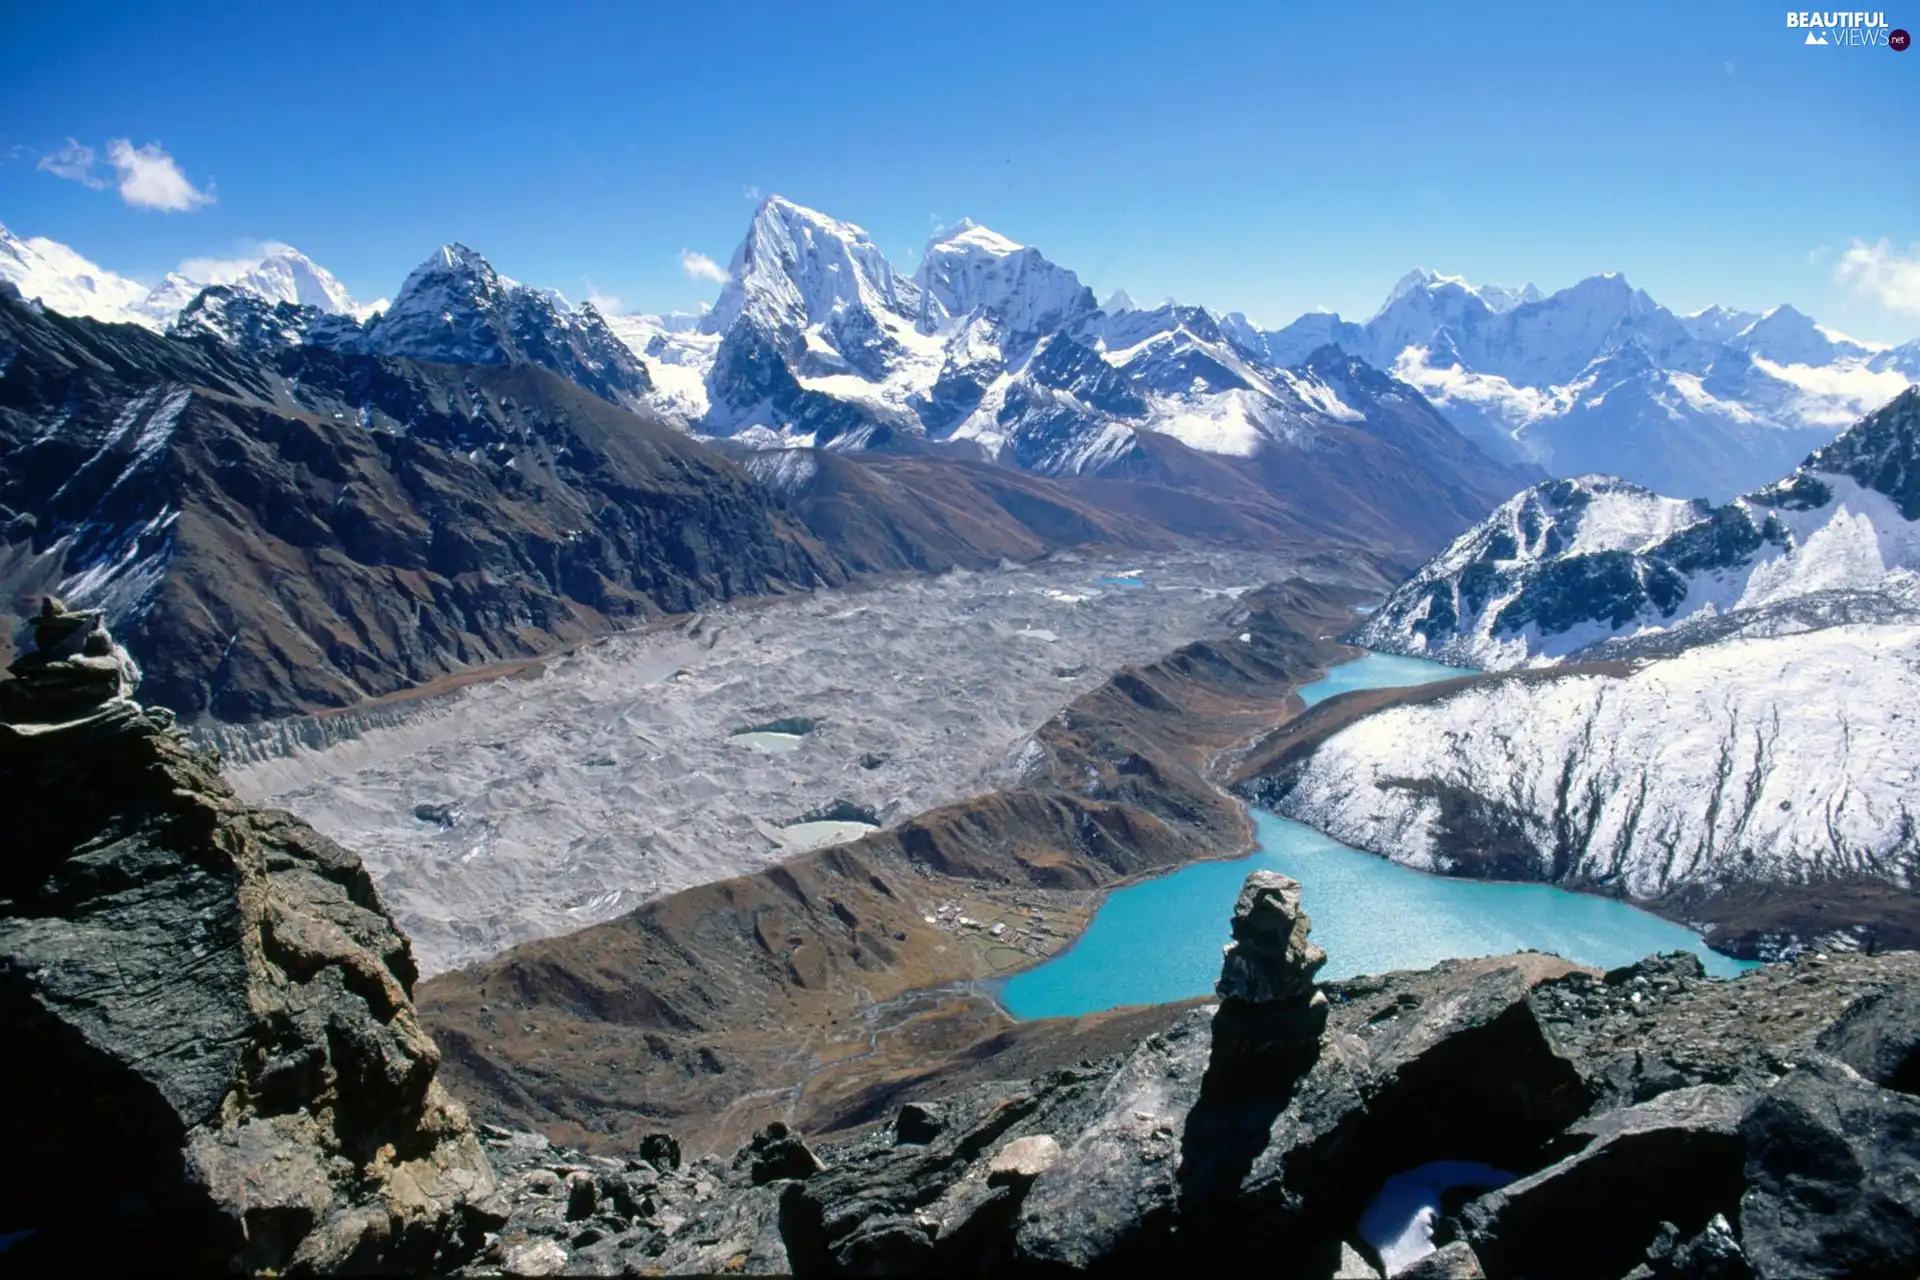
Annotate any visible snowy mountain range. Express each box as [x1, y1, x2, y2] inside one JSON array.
[[0, 221, 378, 330], [1353, 387, 1920, 668], [32, 199, 1518, 553], [9, 200, 1916, 506], [166, 244, 656, 409], [1250, 269, 1919, 499], [638, 197, 1535, 488]]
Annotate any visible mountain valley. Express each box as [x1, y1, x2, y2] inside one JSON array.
[[216, 549, 1314, 975]]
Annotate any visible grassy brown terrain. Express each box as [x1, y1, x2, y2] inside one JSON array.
[[416, 578, 1367, 1154]]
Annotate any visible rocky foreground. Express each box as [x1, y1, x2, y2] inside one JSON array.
[[468, 928, 1920, 1278], [2, 614, 1917, 1277], [0, 609, 499, 1271]]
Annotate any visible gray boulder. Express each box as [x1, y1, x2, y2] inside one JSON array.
[[1458, 1085, 1749, 1280], [1738, 1056, 1920, 1279]]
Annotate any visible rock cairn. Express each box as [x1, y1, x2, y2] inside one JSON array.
[[1217, 870, 1328, 1007], [0, 596, 143, 727]]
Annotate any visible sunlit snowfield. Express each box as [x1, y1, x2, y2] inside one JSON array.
[[225, 550, 1301, 975]]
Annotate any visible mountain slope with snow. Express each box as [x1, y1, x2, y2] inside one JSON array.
[[1353, 387, 1920, 668], [1252, 621, 1920, 955], [0, 223, 153, 324]]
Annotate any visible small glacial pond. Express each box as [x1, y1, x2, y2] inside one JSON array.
[[729, 731, 805, 754], [778, 819, 879, 852], [999, 651, 1756, 1019]]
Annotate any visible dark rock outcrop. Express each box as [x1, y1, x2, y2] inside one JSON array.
[[462, 929, 1920, 1278], [0, 641, 496, 1272], [1737, 1056, 1920, 1279], [1458, 1085, 1750, 1280]]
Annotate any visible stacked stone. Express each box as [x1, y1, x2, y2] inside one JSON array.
[[1216, 870, 1328, 1008], [0, 596, 142, 725]]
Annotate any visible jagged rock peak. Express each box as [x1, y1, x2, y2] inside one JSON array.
[[706, 193, 921, 334], [1216, 870, 1327, 1005]]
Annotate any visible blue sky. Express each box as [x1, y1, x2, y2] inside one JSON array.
[[2, 0, 1916, 339]]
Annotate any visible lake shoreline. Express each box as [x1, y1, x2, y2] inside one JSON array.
[[996, 650, 1758, 1021]]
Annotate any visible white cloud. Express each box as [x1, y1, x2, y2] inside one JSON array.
[[679, 249, 729, 283], [1834, 238, 1920, 316], [37, 138, 107, 188], [742, 185, 762, 202], [178, 240, 294, 283], [582, 278, 625, 314], [105, 139, 214, 211]]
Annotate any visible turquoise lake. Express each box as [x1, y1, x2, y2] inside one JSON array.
[[998, 651, 1756, 1020]]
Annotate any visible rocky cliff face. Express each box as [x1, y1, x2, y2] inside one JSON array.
[[462, 880, 1920, 1279], [0, 618, 498, 1271]]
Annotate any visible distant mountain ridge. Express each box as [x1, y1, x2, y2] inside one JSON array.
[[87, 202, 1532, 561], [1352, 386, 1920, 668], [1252, 268, 1918, 499], [13, 202, 1914, 511], [0, 221, 379, 330]]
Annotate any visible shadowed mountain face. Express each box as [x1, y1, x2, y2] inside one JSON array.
[[0, 290, 850, 722]]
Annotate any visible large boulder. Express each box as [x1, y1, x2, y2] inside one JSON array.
[[1222, 957, 1592, 1260], [0, 686, 496, 1271], [1738, 1056, 1920, 1278], [1816, 984, 1920, 1095], [1457, 1085, 1750, 1280]]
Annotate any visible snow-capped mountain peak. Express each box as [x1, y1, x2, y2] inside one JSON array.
[[705, 194, 921, 336], [1679, 304, 1763, 344], [231, 247, 367, 318], [355, 242, 653, 406], [0, 222, 376, 332], [1732, 303, 1880, 366], [0, 222, 152, 325], [1373, 268, 1543, 322], [929, 217, 1021, 256], [914, 216, 1094, 337]]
